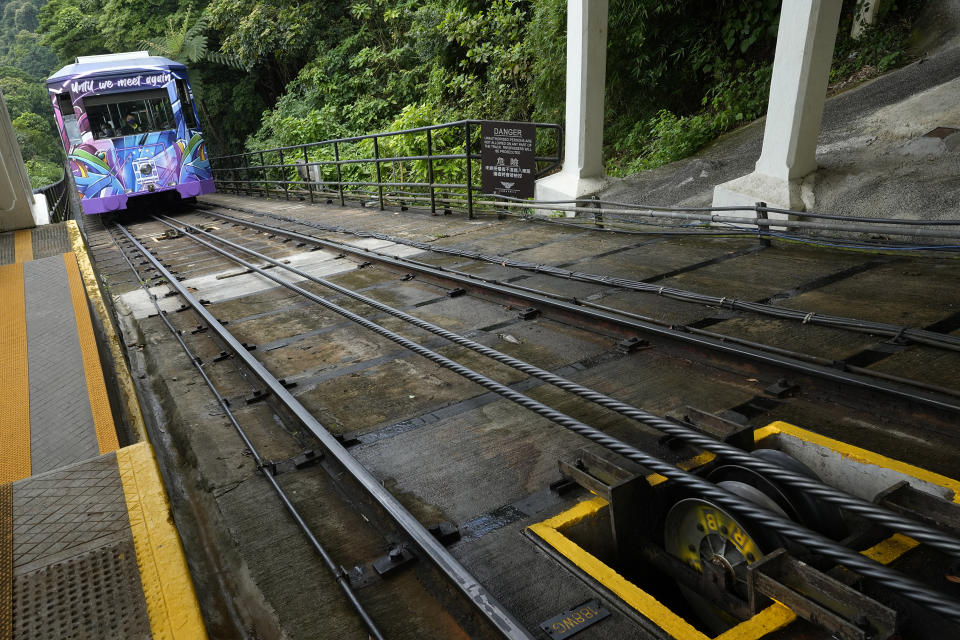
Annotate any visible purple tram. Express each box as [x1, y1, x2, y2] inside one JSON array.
[[46, 51, 215, 214]]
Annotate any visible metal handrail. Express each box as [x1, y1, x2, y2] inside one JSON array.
[[209, 119, 563, 219], [33, 171, 72, 223]]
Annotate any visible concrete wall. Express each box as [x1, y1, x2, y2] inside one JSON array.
[[0, 90, 48, 231]]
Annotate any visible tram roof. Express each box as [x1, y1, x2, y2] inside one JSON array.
[[47, 52, 187, 86]]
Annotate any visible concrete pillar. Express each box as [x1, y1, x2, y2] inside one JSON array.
[[0, 90, 47, 231], [851, 0, 879, 39], [712, 0, 842, 219], [535, 0, 608, 205]]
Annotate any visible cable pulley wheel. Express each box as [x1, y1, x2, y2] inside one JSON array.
[[663, 497, 768, 633], [750, 448, 847, 539]]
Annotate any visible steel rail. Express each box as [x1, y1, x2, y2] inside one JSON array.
[[195, 204, 960, 352], [196, 207, 960, 417], [114, 223, 535, 640], [486, 193, 960, 227], [107, 225, 386, 639], [142, 217, 960, 624], [162, 214, 960, 561]]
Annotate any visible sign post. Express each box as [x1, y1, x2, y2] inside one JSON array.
[[481, 121, 536, 200]]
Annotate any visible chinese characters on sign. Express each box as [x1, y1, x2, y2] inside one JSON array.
[[480, 121, 536, 199]]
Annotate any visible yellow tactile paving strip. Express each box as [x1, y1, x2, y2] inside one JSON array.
[[0, 263, 30, 483], [63, 251, 119, 454], [117, 443, 207, 640], [12, 230, 31, 263], [67, 220, 148, 443]]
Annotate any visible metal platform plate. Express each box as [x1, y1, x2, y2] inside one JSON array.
[[10, 452, 153, 639], [24, 255, 101, 473]]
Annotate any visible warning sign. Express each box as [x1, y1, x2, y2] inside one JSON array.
[[480, 121, 536, 199]]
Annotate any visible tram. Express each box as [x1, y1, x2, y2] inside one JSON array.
[[46, 51, 214, 214]]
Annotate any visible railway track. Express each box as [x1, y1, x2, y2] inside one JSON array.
[[88, 199, 960, 639]]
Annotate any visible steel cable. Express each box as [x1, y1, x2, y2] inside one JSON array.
[[152, 215, 960, 625], [164, 214, 960, 560]]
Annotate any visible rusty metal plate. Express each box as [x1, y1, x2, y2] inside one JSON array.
[[923, 127, 959, 139]]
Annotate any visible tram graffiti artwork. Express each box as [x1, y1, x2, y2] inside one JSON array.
[[46, 51, 215, 214]]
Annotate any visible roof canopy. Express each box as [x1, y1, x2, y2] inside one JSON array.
[[47, 52, 187, 86]]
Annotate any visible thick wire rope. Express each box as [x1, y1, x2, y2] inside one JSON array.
[[196, 204, 960, 353], [151, 215, 960, 625]]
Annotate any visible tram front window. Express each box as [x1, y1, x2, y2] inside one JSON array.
[[85, 90, 176, 140]]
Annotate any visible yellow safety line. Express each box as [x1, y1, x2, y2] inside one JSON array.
[[63, 252, 119, 454], [531, 498, 711, 640], [712, 605, 795, 640], [117, 443, 207, 640], [13, 229, 32, 263], [0, 263, 30, 482], [67, 221, 148, 443]]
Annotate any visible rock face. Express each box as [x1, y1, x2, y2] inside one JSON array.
[[601, 0, 960, 223]]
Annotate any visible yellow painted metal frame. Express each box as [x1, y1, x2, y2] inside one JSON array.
[[528, 420, 948, 640], [117, 442, 207, 639]]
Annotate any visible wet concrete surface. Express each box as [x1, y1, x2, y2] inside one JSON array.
[[81, 193, 960, 639]]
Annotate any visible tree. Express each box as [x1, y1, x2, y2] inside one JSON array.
[[37, 0, 107, 63], [4, 30, 58, 77], [140, 9, 245, 69]]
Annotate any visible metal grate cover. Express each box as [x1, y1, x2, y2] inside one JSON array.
[[29, 225, 72, 261], [0, 234, 13, 266], [13, 538, 151, 640]]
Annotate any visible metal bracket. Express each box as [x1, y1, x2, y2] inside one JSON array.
[[447, 287, 466, 298], [558, 450, 654, 559], [876, 481, 960, 537], [343, 564, 379, 589], [764, 377, 798, 398], [245, 389, 272, 404], [747, 549, 896, 640], [615, 337, 649, 354], [675, 406, 756, 451], [517, 307, 540, 320], [334, 432, 360, 447], [372, 545, 415, 576], [262, 449, 324, 476], [428, 522, 461, 546]]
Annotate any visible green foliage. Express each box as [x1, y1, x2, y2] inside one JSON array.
[[24, 157, 63, 188], [13, 110, 59, 159], [36, 0, 107, 63], [0, 62, 61, 188], [5, 30, 58, 77], [7, 0, 926, 179]]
